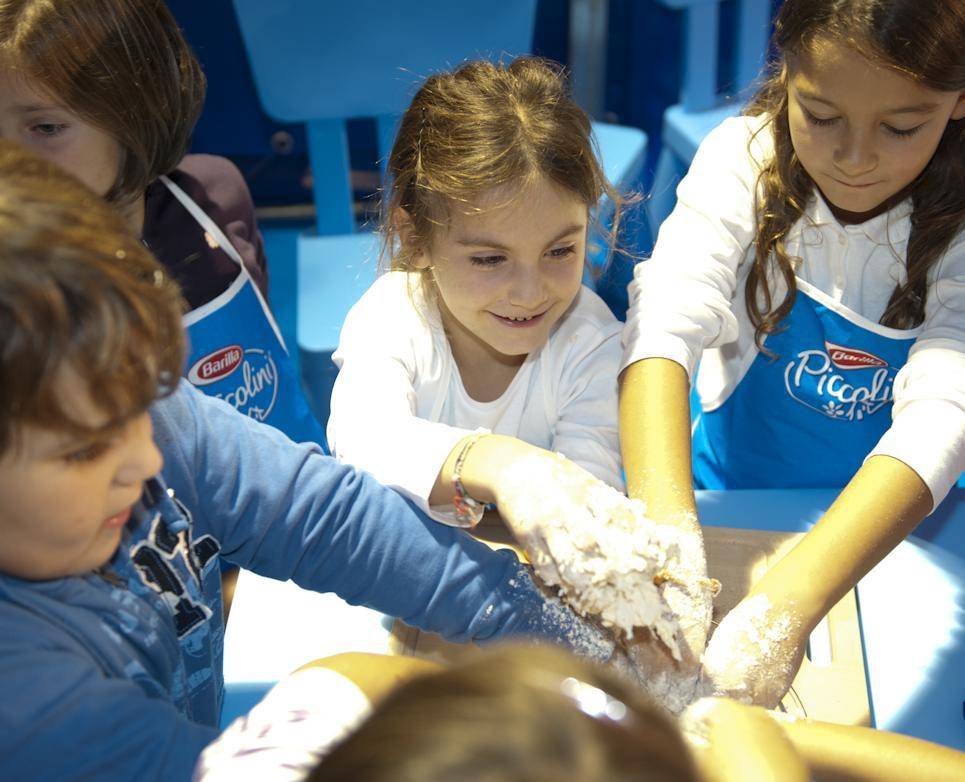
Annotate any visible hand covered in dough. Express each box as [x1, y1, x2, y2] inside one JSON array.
[[495, 451, 712, 662], [698, 594, 808, 708], [615, 514, 715, 714]]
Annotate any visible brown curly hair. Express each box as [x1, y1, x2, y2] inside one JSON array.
[[0, 140, 185, 454]]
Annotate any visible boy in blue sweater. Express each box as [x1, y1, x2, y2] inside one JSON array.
[[0, 142, 614, 781]]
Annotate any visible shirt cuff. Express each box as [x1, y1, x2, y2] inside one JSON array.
[[385, 425, 491, 527], [194, 668, 370, 782], [620, 329, 698, 380], [866, 400, 965, 511]]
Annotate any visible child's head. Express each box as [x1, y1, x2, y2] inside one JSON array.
[[746, 0, 964, 340], [309, 644, 700, 782], [0, 140, 184, 580], [0, 0, 205, 207], [383, 57, 622, 363]]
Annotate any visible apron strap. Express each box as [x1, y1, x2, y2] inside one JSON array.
[[159, 174, 289, 351], [160, 175, 246, 267]]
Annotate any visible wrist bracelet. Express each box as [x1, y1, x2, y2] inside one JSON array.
[[452, 434, 487, 527]]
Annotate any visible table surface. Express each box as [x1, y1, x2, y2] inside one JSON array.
[[223, 487, 965, 749]]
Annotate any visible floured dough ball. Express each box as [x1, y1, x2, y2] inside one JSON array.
[[502, 454, 693, 660]]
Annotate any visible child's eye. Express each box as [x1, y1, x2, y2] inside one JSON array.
[[883, 122, 924, 138], [802, 107, 839, 128], [469, 254, 505, 267], [547, 244, 576, 260], [31, 122, 68, 137], [64, 441, 110, 464]]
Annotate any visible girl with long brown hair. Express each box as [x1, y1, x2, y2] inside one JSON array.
[[620, 0, 965, 705], [327, 58, 677, 573]]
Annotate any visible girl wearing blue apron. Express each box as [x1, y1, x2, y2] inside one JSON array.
[[692, 278, 919, 491], [619, 0, 965, 708], [162, 175, 326, 447]]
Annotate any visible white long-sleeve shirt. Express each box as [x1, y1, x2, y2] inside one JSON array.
[[193, 668, 370, 782], [329, 271, 624, 524], [623, 115, 965, 507]]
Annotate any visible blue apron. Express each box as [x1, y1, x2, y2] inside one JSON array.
[[693, 278, 920, 489], [162, 176, 326, 447]]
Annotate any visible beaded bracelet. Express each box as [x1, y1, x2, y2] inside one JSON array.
[[452, 434, 487, 527]]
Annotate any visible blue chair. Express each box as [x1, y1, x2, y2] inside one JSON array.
[[648, 0, 771, 237], [231, 0, 646, 430]]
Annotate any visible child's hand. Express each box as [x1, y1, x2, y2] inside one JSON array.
[[619, 516, 715, 714], [492, 450, 715, 667], [680, 697, 809, 782], [698, 593, 808, 708], [492, 448, 606, 583]]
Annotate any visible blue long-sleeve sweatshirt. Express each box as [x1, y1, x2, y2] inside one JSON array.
[[0, 383, 612, 781]]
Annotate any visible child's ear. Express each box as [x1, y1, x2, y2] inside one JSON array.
[[952, 91, 965, 121], [393, 208, 430, 269]]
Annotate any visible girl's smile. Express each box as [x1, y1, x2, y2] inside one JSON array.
[[490, 310, 549, 328], [829, 176, 882, 189]]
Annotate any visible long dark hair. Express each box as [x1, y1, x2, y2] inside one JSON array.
[[745, 0, 965, 348]]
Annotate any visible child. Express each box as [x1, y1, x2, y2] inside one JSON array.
[[0, 0, 323, 444], [327, 57, 628, 532], [195, 646, 965, 782], [0, 142, 619, 782], [620, 0, 965, 704], [199, 646, 705, 782]]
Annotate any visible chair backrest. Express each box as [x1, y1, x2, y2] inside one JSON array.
[[232, 0, 537, 234], [657, 0, 771, 112]]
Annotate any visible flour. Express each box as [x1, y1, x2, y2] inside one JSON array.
[[502, 561, 616, 664], [698, 593, 800, 707], [606, 637, 706, 716], [502, 455, 712, 662]]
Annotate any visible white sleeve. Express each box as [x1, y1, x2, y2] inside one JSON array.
[[326, 276, 475, 523], [192, 668, 370, 782], [622, 116, 766, 379], [550, 294, 625, 491], [867, 235, 965, 509]]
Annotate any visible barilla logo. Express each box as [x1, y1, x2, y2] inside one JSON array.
[[188, 346, 279, 423], [188, 346, 243, 386], [215, 348, 278, 423], [825, 342, 887, 370], [784, 345, 894, 422]]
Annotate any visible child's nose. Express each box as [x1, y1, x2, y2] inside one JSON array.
[[114, 413, 163, 486], [833, 129, 878, 176], [508, 264, 545, 308]]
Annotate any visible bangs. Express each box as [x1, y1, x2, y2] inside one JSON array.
[[0, 250, 183, 448]]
